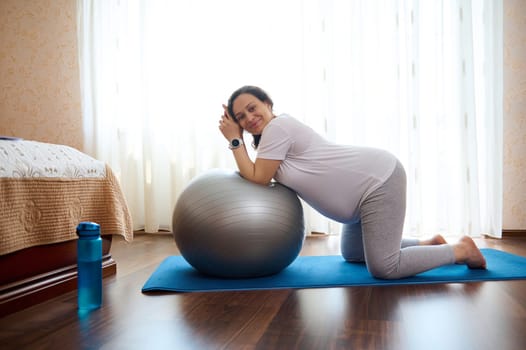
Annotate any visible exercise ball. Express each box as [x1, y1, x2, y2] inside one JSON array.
[[172, 169, 305, 278]]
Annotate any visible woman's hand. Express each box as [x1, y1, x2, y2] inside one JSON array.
[[217, 103, 279, 185], [219, 104, 243, 141]]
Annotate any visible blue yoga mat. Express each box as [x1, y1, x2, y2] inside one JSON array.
[[142, 248, 526, 292]]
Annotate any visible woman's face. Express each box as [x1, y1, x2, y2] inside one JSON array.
[[232, 93, 274, 135]]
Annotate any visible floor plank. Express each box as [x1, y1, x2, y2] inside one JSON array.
[[1, 234, 525, 350]]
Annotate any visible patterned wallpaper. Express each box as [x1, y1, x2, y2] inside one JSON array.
[[0, 0, 524, 229], [503, 0, 526, 230], [0, 0, 82, 150]]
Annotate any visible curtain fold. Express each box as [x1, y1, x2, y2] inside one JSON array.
[[77, 0, 502, 238]]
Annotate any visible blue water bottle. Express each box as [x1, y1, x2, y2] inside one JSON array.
[[76, 222, 102, 310]]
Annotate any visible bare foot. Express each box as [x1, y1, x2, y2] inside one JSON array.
[[454, 236, 487, 269], [420, 234, 448, 246]]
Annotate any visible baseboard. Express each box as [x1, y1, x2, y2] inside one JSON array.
[[502, 229, 526, 238]]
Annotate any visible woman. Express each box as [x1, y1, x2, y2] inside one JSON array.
[[218, 85, 486, 279]]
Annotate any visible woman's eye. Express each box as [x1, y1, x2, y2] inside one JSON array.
[[248, 106, 255, 112]]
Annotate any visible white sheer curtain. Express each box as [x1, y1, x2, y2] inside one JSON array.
[[77, 0, 502, 238]]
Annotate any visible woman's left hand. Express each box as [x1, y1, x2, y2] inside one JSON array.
[[219, 104, 243, 140], [218, 104, 280, 185]]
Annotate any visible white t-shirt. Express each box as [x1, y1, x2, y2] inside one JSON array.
[[257, 114, 397, 224]]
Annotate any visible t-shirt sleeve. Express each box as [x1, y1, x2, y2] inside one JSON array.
[[256, 120, 292, 161]]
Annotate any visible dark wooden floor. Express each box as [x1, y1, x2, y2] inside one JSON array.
[[1, 234, 526, 350]]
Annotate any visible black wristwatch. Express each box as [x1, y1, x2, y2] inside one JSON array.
[[228, 138, 244, 150]]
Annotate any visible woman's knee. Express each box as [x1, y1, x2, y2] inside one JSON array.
[[341, 249, 364, 262], [340, 223, 365, 262], [366, 259, 400, 280], [340, 238, 365, 262]]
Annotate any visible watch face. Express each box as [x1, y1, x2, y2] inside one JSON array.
[[231, 139, 240, 147]]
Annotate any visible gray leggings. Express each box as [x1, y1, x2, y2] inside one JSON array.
[[340, 160, 455, 279]]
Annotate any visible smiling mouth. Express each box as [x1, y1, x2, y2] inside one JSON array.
[[249, 118, 261, 129]]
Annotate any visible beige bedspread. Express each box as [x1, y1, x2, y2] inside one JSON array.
[[0, 141, 133, 255]]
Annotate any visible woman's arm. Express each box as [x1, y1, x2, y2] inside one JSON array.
[[231, 148, 281, 185], [219, 105, 281, 185]]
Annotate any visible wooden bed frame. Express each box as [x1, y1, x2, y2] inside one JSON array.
[[0, 236, 116, 317]]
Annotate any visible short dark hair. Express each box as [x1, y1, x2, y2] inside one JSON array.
[[227, 86, 274, 148]]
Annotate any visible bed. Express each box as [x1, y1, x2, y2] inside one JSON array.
[[0, 139, 133, 317]]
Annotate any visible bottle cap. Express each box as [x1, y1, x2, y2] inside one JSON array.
[[76, 222, 101, 238]]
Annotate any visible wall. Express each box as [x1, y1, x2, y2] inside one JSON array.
[[503, 0, 526, 230], [0, 0, 524, 230], [0, 0, 82, 150]]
